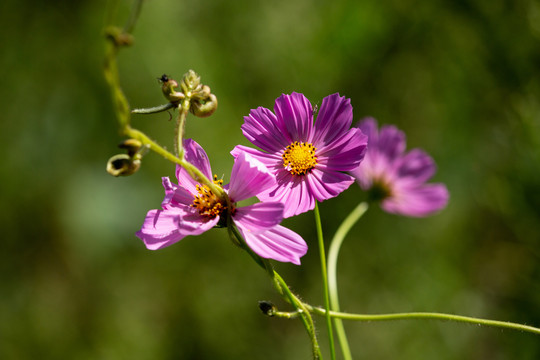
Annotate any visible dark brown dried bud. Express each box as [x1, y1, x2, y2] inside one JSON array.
[[118, 139, 143, 157], [106, 154, 141, 177], [258, 301, 276, 317]]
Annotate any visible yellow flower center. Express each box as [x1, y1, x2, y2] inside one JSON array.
[[191, 175, 228, 218], [282, 141, 318, 175]]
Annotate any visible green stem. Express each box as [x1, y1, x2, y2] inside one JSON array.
[[307, 307, 540, 335], [273, 272, 323, 359], [123, 0, 144, 34], [103, 27, 225, 199], [131, 103, 175, 114], [270, 305, 540, 336], [103, 39, 130, 130], [228, 226, 322, 359], [122, 126, 224, 197], [314, 202, 335, 360], [328, 202, 369, 360], [176, 99, 190, 160]]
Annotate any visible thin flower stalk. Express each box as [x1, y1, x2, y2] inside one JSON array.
[[327, 201, 369, 360], [229, 225, 322, 359], [314, 202, 336, 360], [308, 307, 540, 335]]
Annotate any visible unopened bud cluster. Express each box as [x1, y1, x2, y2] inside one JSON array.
[[108, 70, 218, 177], [161, 70, 218, 117]]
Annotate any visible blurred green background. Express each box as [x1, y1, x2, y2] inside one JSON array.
[[1, 0, 540, 358]]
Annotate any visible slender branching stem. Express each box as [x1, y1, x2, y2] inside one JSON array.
[[327, 202, 369, 360], [307, 307, 540, 335], [314, 202, 336, 360], [228, 226, 323, 359]]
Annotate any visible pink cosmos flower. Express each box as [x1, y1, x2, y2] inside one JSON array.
[[232, 92, 368, 218], [350, 117, 449, 217], [136, 139, 308, 265]]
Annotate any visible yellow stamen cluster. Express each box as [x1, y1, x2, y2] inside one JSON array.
[[282, 141, 318, 175], [191, 175, 228, 218]]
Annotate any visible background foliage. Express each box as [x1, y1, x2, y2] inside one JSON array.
[[1, 0, 540, 358]]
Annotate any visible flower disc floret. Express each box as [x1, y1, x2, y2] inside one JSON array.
[[190, 176, 229, 218], [282, 141, 317, 175]]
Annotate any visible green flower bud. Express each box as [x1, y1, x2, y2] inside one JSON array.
[[181, 70, 201, 94]]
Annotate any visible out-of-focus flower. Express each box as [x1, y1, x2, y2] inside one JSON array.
[[351, 117, 449, 217], [232, 92, 367, 218], [136, 139, 307, 265]]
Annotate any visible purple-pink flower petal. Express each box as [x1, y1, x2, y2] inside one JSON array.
[[374, 124, 407, 163], [231, 145, 282, 169], [161, 177, 196, 211], [136, 209, 185, 250], [233, 202, 284, 231], [317, 127, 368, 171], [175, 138, 213, 195], [257, 172, 315, 218], [273, 92, 314, 141], [396, 148, 436, 183], [381, 183, 449, 217], [313, 93, 354, 146], [238, 225, 308, 265], [228, 151, 276, 202], [306, 168, 356, 201], [136, 208, 218, 250], [242, 106, 291, 152]]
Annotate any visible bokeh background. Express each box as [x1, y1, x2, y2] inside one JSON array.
[[1, 0, 540, 359]]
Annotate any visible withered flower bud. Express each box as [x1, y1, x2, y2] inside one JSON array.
[[258, 301, 277, 317], [160, 74, 184, 104], [191, 94, 218, 118], [106, 154, 141, 177], [118, 139, 143, 157]]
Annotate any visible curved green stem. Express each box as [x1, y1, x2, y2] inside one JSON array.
[[123, 0, 144, 34], [122, 126, 224, 198], [328, 202, 369, 360], [314, 202, 335, 360], [270, 304, 540, 336], [228, 226, 322, 359], [103, 19, 225, 200], [273, 272, 322, 359], [307, 307, 540, 335]]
